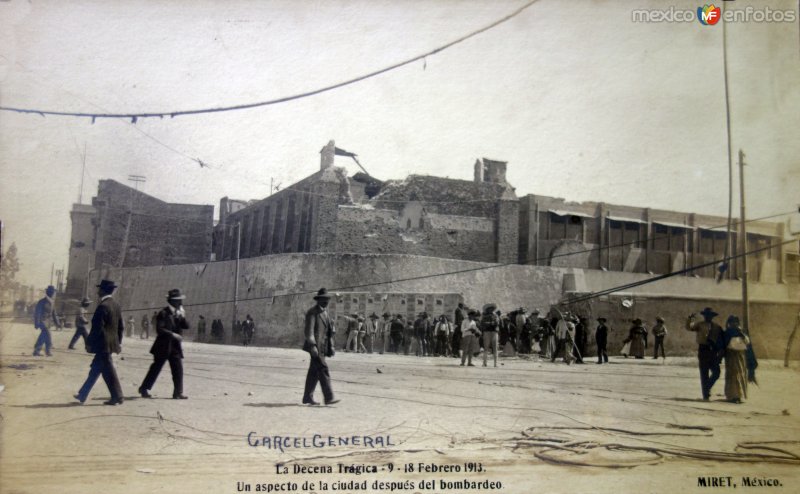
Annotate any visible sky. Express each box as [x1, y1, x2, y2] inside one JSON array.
[[1, 0, 799, 288]]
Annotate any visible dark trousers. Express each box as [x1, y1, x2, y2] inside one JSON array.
[[597, 341, 608, 363], [303, 354, 333, 402], [77, 352, 123, 402], [69, 327, 89, 349], [452, 332, 462, 357], [698, 346, 721, 400], [391, 333, 403, 354], [141, 354, 184, 396], [654, 336, 666, 358]]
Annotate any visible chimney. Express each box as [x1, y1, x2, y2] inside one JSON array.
[[477, 158, 508, 184], [474, 159, 484, 183], [320, 140, 336, 170]]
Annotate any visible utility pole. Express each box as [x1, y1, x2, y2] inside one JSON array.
[[78, 142, 87, 204], [119, 175, 147, 267], [233, 222, 242, 343], [739, 149, 751, 334]]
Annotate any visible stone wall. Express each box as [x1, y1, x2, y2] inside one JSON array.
[[334, 206, 497, 262], [91, 253, 798, 359], [93, 180, 213, 269]]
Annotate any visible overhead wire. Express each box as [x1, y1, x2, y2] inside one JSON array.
[[0, 0, 542, 122]]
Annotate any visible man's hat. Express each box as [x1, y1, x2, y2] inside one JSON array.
[[483, 303, 497, 313], [656, 316, 665, 322], [496, 310, 502, 315], [633, 318, 643, 325], [420, 312, 428, 318], [382, 312, 391, 318], [357, 316, 365, 322], [597, 317, 607, 323], [96, 279, 117, 292], [726, 315, 741, 327], [313, 287, 332, 300], [700, 307, 718, 318], [370, 312, 379, 319], [468, 309, 480, 317], [530, 308, 540, 314], [80, 297, 92, 307], [167, 288, 186, 300], [45, 285, 56, 296]]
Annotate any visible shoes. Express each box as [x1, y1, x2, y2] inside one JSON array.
[[68, 346, 75, 350], [46, 353, 53, 357], [325, 398, 341, 405], [139, 388, 152, 399], [104, 399, 123, 406], [32, 352, 40, 356], [460, 363, 465, 366], [302, 397, 320, 406], [468, 363, 475, 367], [173, 394, 188, 400], [73, 394, 85, 404], [482, 363, 487, 367]]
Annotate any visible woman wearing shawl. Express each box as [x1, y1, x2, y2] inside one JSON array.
[[626, 318, 648, 359], [723, 315, 752, 404]]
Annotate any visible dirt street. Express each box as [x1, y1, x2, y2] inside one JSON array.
[[2, 320, 799, 494]]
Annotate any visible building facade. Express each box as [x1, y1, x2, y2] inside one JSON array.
[[213, 140, 520, 264], [65, 179, 214, 301]]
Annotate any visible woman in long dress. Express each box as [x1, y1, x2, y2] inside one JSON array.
[[626, 318, 648, 359], [723, 315, 748, 404]]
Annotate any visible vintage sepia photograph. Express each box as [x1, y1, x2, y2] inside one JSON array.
[[1, 1, 799, 493]]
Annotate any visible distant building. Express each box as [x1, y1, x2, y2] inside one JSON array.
[[65, 179, 214, 300], [519, 195, 797, 284], [213, 140, 519, 264], [214, 140, 797, 284]]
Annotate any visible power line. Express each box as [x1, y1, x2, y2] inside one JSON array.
[[0, 0, 542, 122], [0, 54, 217, 170], [561, 238, 799, 307]]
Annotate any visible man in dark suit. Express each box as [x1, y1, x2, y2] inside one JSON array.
[[139, 289, 190, 399], [74, 279, 124, 405], [302, 288, 339, 406]]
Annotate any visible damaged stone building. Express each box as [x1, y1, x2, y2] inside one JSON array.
[[65, 179, 214, 301], [81, 140, 797, 358], [213, 140, 797, 285], [213, 140, 519, 264]]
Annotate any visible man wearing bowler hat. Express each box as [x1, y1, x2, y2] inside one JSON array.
[[75, 279, 125, 405], [686, 307, 725, 401], [139, 288, 190, 399], [302, 288, 339, 405]]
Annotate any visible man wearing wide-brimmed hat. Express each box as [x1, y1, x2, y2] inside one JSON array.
[[139, 288, 190, 400], [686, 307, 725, 401], [302, 288, 339, 405], [32, 285, 60, 356], [75, 279, 125, 405], [68, 297, 92, 350]]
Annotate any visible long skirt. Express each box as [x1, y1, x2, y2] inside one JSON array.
[[724, 350, 748, 402], [629, 336, 646, 358]]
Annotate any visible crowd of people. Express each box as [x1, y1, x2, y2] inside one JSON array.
[[332, 303, 671, 366], [28, 282, 758, 407]]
